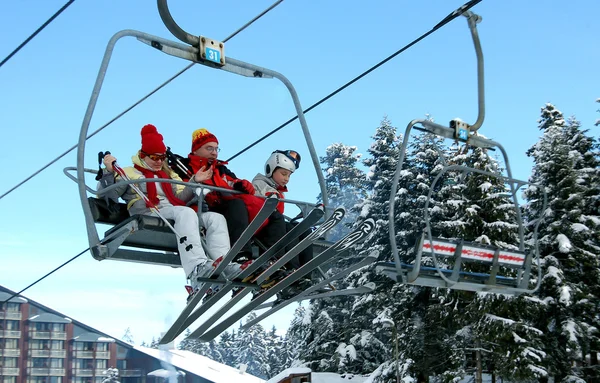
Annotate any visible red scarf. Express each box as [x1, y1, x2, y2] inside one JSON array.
[[134, 164, 187, 207], [187, 155, 231, 189]]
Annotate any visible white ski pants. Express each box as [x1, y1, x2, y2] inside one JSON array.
[[150, 206, 230, 278]]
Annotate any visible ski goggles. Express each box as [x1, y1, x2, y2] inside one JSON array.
[[141, 152, 167, 161], [274, 150, 301, 169]]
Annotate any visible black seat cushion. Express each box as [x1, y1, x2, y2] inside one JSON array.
[[88, 197, 129, 225]]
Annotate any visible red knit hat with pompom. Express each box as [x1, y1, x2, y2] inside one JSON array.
[[140, 124, 166, 154]]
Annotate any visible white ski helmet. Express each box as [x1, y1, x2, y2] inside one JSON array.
[[265, 150, 301, 177]]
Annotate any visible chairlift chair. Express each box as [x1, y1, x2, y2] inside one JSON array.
[[376, 10, 547, 295], [65, 0, 333, 268]]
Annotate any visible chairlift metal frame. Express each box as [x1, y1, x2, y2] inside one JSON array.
[[383, 11, 547, 295], [69, 0, 330, 267]]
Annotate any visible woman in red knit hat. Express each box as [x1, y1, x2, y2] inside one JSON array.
[[98, 124, 234, 302]]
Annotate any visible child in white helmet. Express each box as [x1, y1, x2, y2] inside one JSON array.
[[252, 150, 299, 212], [252, 150, 314, 301]]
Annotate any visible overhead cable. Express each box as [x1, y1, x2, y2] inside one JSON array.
[[0, 0, 284, 202], [0, 0, 77, 68]]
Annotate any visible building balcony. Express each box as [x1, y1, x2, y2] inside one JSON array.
[[30, 349, 66, 358], [29, 330, 67, 340], [0, 312, 21, 320], [30, 330, 51, 339], [73, 350, 95, 358], [0, 367, 20, 376], [0, 330, 21, 338], [28, 368, 66, 376], [72, 368, 94, 377], [120, 369, 143, 377], [52, 331, 67, 339], [0, 349, 20, 357], [96, 351, 110, 359]]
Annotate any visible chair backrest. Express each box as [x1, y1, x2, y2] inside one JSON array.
[[88, 197, 129, 225], [421, 236, 526, 269]]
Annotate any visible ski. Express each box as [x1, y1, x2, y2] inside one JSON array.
[[186, 207, 347, 340], [194, 218, 375, 341], [296, 283, 376, 300], [246, 251, 379, 327], [159, 197, 278, 345], [254, 284, 377, 311], [171, 205, 330, 334]]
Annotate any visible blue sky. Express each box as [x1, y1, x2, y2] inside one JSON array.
[[1, 0, 598, 345]]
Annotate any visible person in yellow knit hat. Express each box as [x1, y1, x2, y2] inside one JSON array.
[[97, 124, 232, 303], [169, 128, 289, 298]]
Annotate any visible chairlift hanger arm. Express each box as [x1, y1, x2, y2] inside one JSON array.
[[157, 0, 199, 47], [154, 0, 328, 208], [463, 10, 485, 132]]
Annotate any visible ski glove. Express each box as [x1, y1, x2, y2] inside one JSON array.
[[233, 179, 255, 195]]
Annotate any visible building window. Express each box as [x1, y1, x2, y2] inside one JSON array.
[[30, 340, 50, 350], [73, 378, 93, 383], [28, 379, 62, 383], [35, 323, 52, 331], [2, 320, 20, 330], [116, 359, 127, 369], [32, 358, 50, 368], [95, 359, 107, 369], [51, 340, 64, 350], [4, 377, 17, 383], [96, 342, 109, 352], [73, 342, 95, 351], [0, 338, 18, 349], [5, 303, 20, 312], [0, 357, 18, 368], [49, 358, 63, 368], [51, 323, 65, 332], [73, 359, 95, 369]]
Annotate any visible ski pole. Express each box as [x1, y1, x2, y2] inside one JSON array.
[[104, 152, 193, 252], [166, 147, 193, 178]]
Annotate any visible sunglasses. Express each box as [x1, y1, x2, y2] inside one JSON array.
[[142, 152, 167, 161], [274, 150, 301, 169]]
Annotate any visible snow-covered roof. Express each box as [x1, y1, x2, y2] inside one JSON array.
[[135, 346, 265, 383], [72, 332, 115, 342], [0, 292, 27, 304], [28, 313, 72, 323], [147, 369, 186, 378], [266, 368, 311, 383], [312, 372, 368, 383], [266, 369, 368, 383]]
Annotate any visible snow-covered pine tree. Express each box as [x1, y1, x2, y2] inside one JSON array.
[[148, 337, 161, 349], [178, 329, 219, 359], [353, 115, 401, 258], [207, 339, 225, 364], [318, 143, 368, 241], [121, 327, 134, 345], [177, 329, 196, 352], [523, 103, 600, 381], [301, 117, 402, 376], [299, 297, 354, 372], [231, 313, 270, 379], [595, 98, 600, 127], [286, 305, 312, 367], [265, 326, 286, 378], [217, 330, 236, 366], [101, 367, 120, 383]]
